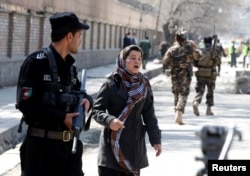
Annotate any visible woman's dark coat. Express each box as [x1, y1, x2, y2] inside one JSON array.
[[91, 74, 161, 172]]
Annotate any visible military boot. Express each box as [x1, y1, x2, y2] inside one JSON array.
[[193, 101, 200, 116], [174, 111, 184, 125], [206, 105, 214, 116]]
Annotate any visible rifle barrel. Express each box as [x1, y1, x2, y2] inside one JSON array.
[[71, 69, 87, 154]]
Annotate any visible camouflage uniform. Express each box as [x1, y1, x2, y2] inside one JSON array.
[[193, 36, 219, 116], [163, 40, 202, 114]]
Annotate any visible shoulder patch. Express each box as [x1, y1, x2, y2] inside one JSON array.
[[43, 74, 52, 81], [36, 52, 46, 59]]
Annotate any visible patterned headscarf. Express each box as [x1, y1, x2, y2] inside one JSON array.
[[111, 45, 149, 175]]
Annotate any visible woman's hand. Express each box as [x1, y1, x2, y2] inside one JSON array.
[[153, 144, 162, 157], [109, 118, 125, 131]]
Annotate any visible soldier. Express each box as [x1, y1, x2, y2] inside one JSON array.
[[193, 36, 219, 116], [162, 30, 202, 125]]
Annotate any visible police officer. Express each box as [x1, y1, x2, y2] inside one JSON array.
[[162, 30, 202, 125], [193, 36, 218, 116], [16, 12, 93, 176]]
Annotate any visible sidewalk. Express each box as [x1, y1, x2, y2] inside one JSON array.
[[0, 61, 162, 175]]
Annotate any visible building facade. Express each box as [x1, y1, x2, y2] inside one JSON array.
[[0, 0, 164, 87]]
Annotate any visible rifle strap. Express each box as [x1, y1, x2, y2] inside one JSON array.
[[43, 47, 74, 85], [42, 47, 90, 130], [84, 110, 92, 131], [43, 47, 58, 83]]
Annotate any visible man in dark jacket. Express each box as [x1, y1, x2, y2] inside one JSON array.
[[16, 12, 93, 176], [139, 36, 151, 69], [123, 32, 132, 48]]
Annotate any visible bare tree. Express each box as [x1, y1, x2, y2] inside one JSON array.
[[136, 0, 244, 44], [118, 0, 248, 44]]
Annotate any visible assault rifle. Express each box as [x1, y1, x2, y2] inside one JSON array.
[[72, 69, 87, 154]]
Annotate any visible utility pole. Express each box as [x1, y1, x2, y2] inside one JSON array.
[[155, 0, 163, 39], [151, 0, 163, 59]]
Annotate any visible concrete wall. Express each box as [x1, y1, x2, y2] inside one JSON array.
[[0, 9, 163, 87], [0, 49, 119, 87], [0, 0, 166, 87]]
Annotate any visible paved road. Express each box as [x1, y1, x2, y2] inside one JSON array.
[[2, 67, 250, 176]]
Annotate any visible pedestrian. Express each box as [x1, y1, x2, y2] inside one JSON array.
[[162, 30, 202, 125], [193, 36, 219, 116], [16, 12, 93, 176], [131, 31, 138, 45], [139, 36, 151, 69], [90, 45, 162, 176], [242, 41, 250, 68], [123, 32, 132, 48], [198, 39, 205, 49], [159, 40, 170, 73], [228, 41, 237, 68], [159, 40, 170, 60], [215, 38, 227, 76], [246, 51, 250, 68]]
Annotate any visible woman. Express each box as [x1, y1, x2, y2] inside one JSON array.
[[91, 45, 162, 176]]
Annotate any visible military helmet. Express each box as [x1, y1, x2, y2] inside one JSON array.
[[175, 30, 187, 42]]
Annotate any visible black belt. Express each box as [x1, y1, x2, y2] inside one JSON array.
[[29, 127, 73, 142]]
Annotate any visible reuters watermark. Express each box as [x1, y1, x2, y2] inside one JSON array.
[[208, 160, 249, 176]]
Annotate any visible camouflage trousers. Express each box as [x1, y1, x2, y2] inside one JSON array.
[[171, 75, 191, 113], [193, 76, 216, 106]]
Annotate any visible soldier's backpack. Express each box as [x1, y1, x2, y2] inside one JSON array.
[[198, 48, 213, 67], [195, 48, 216, 77]]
